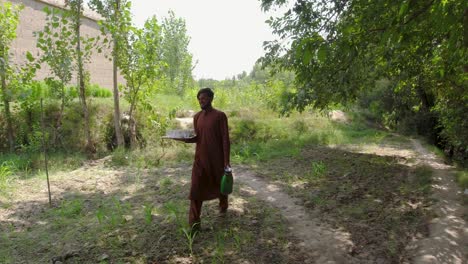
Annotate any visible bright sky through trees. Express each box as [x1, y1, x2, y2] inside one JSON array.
[[84, 0, 279, 80], [130, 0, 280, 80]]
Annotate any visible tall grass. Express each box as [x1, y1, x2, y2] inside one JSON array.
[[0, 161, 17, 195]]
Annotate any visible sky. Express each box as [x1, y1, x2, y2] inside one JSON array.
[[126, 0, 281, 80]]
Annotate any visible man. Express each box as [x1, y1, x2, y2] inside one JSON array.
[[177, 87, 231, 231]]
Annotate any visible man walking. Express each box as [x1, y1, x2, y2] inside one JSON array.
[[178, 87, 231, 231]]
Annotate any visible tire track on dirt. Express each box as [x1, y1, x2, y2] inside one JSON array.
[[235, 167, 358, 264], [409, 139, 468, 264]]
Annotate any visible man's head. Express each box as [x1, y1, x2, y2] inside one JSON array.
[[197, 88, 214, 110]]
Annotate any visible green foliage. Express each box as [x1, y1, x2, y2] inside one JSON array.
[[456, 171, 468, 189], [142, 203, 153, 225], [111, 146, 130, 166], [87, 84, 112, 98], [116, 15, 164, 148], [309, 161, 326, 179], [261, 0, 468, 159], [35, 6, 74, 90], [96, 198, 131, 228], [0, 2, 22, 60], [55, 199, 84, 218], [0, 161, 17, 194], [0, 2, 25, 151], [181, 226, 197, 255], [160, 10, 194, 95]]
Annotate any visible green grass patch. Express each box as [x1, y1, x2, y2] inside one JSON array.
[[456, 170, 468, 189]]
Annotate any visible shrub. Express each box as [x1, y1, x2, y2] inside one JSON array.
[[231, 119, 258, 142], [88, 84, 112, 98], [456, 171, 468, 189]]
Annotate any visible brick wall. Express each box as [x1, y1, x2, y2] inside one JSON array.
[[2, 0, 123, 89]]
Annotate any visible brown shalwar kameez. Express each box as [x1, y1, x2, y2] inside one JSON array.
[[186, 108, 230, 226]]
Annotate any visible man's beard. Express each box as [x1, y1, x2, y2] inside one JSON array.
[[201, 102, 212, 110]]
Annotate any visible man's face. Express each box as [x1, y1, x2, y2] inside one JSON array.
[[198, 93, 212, 110]]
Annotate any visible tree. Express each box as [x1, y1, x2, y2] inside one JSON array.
[[35, 7, 75, 147], [88, 0, 132, 148], [261, 0, 467, 154], [0, 2, 23, 152], [119, 16, 163, 148], [161, 10, 194, 95], [65, 0, 100, 154]]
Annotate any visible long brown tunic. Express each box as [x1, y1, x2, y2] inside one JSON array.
[[187, 108, 230, 201]]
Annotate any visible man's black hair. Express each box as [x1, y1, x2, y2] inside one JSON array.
[[197, 87, 214, 99]]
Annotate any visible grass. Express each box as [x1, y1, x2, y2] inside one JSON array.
[[456, 170, 468, 190], [0, 161, 17, 196], [0, 161, 307, 263]]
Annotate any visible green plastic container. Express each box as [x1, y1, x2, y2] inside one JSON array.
[[220, 168, 233, 195]]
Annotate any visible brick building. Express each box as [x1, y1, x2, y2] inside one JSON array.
[[2, 0, 121, 89]]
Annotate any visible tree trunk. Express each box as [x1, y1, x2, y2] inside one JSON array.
[[128, 93, 138, 149], [0, 68, 14, 152], [112, 0, 124, 147], [75, 0, 94, 154], [464, 8, 468, 72], [53, 82, 66, 147], [0, 46, 14, 152]]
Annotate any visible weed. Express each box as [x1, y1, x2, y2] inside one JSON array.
[[182, 225, 198, 255], [159, 177, 174, 194], [0, 161, 16, 194], [308, 161, 326, 180], [57, 199, 84, 218], [213, 231, 227, 263], [111, 147, 130, 166], [229, 227, 242, 250], [162, 201, 186, 227], [143, 203, 153, 225], [456, 170, 468, 189], [292, 120, 308, 134], [95, 198, 131, 229], [96, 206, 105, 224]]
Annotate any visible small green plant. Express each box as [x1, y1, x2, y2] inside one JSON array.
[[96, 206, 105, 224], [309, 161, 326, 179], [162, 201, 185, 227], [57, 199, 84, 218], [95, 198, 130, 228], [456, 170, 468, 189], [111, 147, 130, 166], [159, 177, 173, 194], [292, 120, 308, 133], [182, 225, 198, 255], [143, 203, 153, 225], [0, 162, 15, 193], [213, 231, 227, 263], [229, 227, 242, 250]]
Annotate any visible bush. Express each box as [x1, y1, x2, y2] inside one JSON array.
[[456, 171, 468, 189], [111, 147, 130, 166], [231, 119, 259, 142], [0, 161, 17, 193], [87, 84, 112, 98]]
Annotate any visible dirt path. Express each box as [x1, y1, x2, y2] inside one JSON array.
[[409, 139, 468, 264], [235, 167, 357, 264]]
